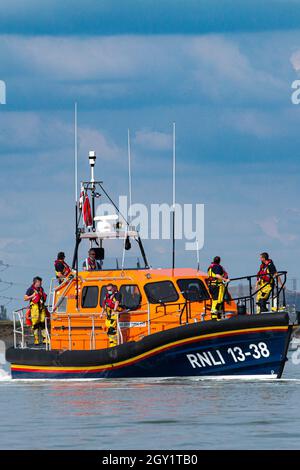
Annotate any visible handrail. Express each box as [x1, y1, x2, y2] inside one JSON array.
[[13, 307, 32, 349], [13, 306, 52, 350], [52, 309, 148, 318], [179, 299, 198, 325], [154, 296, 208, 324], [13, 307, 27, 348], [155, 301, 183, 314], [51, 277, 76, 313], [226, 270, 287, 315], [44, 316, 51, 351], [83, 276, 134, 281], [51, 308, 152, 350]]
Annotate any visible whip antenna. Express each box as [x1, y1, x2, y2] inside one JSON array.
[[172, 122, 176, 270], [128, 129, 132, 219], [74, 102, 78, 203], [196, 238, 200, 271]]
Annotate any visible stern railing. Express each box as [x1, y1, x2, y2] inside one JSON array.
[[12, 307, 51, 350], [225, 271, 287, 315]]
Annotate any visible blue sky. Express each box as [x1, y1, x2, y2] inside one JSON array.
[[0, 1, 300, 309]]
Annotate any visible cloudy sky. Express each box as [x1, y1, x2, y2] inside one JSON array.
[[0, 0, 300, 308]]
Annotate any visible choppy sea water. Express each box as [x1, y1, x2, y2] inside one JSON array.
[[1, 353, 300, 450]]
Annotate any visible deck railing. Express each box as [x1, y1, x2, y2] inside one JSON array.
[[12, 303, 152, 351], [226, 271, 287, 316], [12, 307, 51, 350]]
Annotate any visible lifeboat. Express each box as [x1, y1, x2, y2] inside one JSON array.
[[6, 150, 296, 379]]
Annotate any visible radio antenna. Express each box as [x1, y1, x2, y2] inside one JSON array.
[[74, 102, 79, 309], [128, 128, 132, 222], [74, 102, 78, 203], [172, 122, 176, 270], [196, 238, 200, 271]]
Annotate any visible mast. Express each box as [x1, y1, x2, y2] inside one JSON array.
[[88, 150, 96, 231], [128, 128, 132, 220], [74, 103, 79, 309], [72, 143, 150, 273], [172, 122, 176, 270], [74, 102, 79, 250], [121, 129, 132, 271], [74, 102, 78, 203], [196, 238, 200, 271]]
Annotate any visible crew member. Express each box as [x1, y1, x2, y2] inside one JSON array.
[[82, 249, 102, 271], [101, 283, 121, 347], [207, 256, 230, 320], [54, 252, 71, 283], [256, 252, 283, 313], [24, 276, 48, 345]]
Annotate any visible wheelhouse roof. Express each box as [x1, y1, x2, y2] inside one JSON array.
[[77, 267, 208, 282]]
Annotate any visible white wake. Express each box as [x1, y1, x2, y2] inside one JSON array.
[[0, 368, 11, 381]]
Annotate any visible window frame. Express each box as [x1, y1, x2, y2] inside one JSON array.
[[119, 284, 142, 310], [176, 278, 210, 302], [144, 280, 179, 304], [81, 285, 99, 309], [56, 296, 68, 313]]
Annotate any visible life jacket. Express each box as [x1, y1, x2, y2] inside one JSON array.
[[207, 263, 228, 284], [257, 260, 273, 283], [30, 285, 47, 305], [54, 259, 71, 278], [25, 308, 32, 326], [85, 257, 100, 271], [103, 290, 119, 310]]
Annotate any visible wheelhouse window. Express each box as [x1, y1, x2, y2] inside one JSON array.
[[100, 286, 108, 308], [144, 281, 179, 304], [177, 278, 210, 301], [81, 286, 99, 308], [56, 296, 67, 313], [119, 285, 142, 310]]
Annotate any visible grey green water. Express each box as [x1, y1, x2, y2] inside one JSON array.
[[1, 354, 300, 450]]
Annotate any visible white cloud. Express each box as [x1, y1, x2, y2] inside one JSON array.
[[134, 129, 172, 151], [0, 33, 287, 108], [0, 35, 180, 81], [4, 36, 135, 80], [0, 112, 41, 150], [290, 49, 300, 71], [185, 35, 285, 103], [78, 127, 122, 161], [257, 216, 297, 245], [0, 111, 123, 164], [0, 238, 23, 251], [187, 36, 251, 82], [221, 110, 275, 138]]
